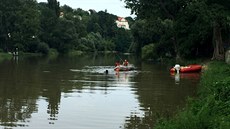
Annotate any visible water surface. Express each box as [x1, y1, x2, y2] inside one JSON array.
[[0, 54, 200, 129]]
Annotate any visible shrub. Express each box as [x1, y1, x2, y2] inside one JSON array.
[[37, 42, 49, 55], [142, 43, 157, 60]]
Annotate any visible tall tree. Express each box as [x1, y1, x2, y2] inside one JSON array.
[[208, 0, 230, 60], [52, 18, 77, 53], [114, 28, 132, 52], [47, 0, 60, 17], [0, 0, 40, 52], [123, 0, 185, 59], [0, 0, 22, 51], [123, 0, 230, 60], [39, 3, 58, 50]]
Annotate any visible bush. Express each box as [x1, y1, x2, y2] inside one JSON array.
[[0, 53, 12, 62], [67, 50, 83, 56], [142, 43, 157, 60], [48, 48, 58, 56], [37, 42, 49, 55]]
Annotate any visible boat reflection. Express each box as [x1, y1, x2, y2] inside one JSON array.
[[170, 72, 201, 84], [115, 71, 129, 82]]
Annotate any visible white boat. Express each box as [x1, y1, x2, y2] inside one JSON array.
[[114, 64, 135, 71]]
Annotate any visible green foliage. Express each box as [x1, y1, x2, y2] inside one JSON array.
[[114, 28, 133, 52], [0, 0, 133, 55], [124, 0, 230, 60], [0, 53, 12, 62], [52, 18, 77, 53], [48, 48, 58, 57], [67, 50, 83, 56], [141, 44, 156, 60], [125, 16, 135, 27], [79, 32, 115, 52], [60, 5, 88, 38], [39, 3, 59, 51], [0, 0, 40, 52], [47, 0, 60, 17], [130, 19, 155, 54], [37, 42, 49, 55], [86, 11, 117, 38], [175, 1, 213, 58]]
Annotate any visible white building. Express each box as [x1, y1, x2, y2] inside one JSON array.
[[115, 17, 130, 30], [59, 12, 64, 18]]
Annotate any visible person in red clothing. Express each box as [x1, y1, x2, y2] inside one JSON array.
[[115, 61, 120, 66], [123, 59, 129, 66], [115, 61, 120, 71]]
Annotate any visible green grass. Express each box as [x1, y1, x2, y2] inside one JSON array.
[[0, 53, 13, 62], [67, 50, 83, 56], [154, 61, 230, 129]]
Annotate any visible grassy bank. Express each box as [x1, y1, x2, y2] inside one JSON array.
[[0, 53, 12, 62], [155, 61, 230, 129]]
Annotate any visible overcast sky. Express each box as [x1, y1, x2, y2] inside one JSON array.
[[37, 0, 135, 17]]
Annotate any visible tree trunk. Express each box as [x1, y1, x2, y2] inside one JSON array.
[[212, 22, 225, 60], [172, 36, 181, 61]]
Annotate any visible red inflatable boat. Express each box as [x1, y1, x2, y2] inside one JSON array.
[[170, 64, 202, 73]]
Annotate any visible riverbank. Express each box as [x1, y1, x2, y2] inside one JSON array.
[[155, 61, 230, 129], [0, 53, 12, 62], [0, 49, 59, 62]]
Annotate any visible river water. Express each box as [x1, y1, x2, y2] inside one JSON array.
[[0, 54, 200, 129]]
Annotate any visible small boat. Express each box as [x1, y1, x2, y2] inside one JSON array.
[[114, 65, 135, 71], [170, 64, 202, 73]]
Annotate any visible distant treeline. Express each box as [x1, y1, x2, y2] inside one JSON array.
[[1, 0, 229, 60], [0, 0, 134, 55]]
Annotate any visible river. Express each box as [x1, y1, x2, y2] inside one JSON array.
[[0, 54, 200, 129]]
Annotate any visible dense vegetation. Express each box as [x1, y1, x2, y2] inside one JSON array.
[[0, 0, 133, 55], [1, 0, 230, 60], [123, 0, 230, 60]]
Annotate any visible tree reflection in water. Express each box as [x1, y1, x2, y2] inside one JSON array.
[[0, 55, 200, 129], [44, 85, 61, 125], [0, 60, 38, 127], [0, 58, 63, 127], [0, 98, 36, 127]]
